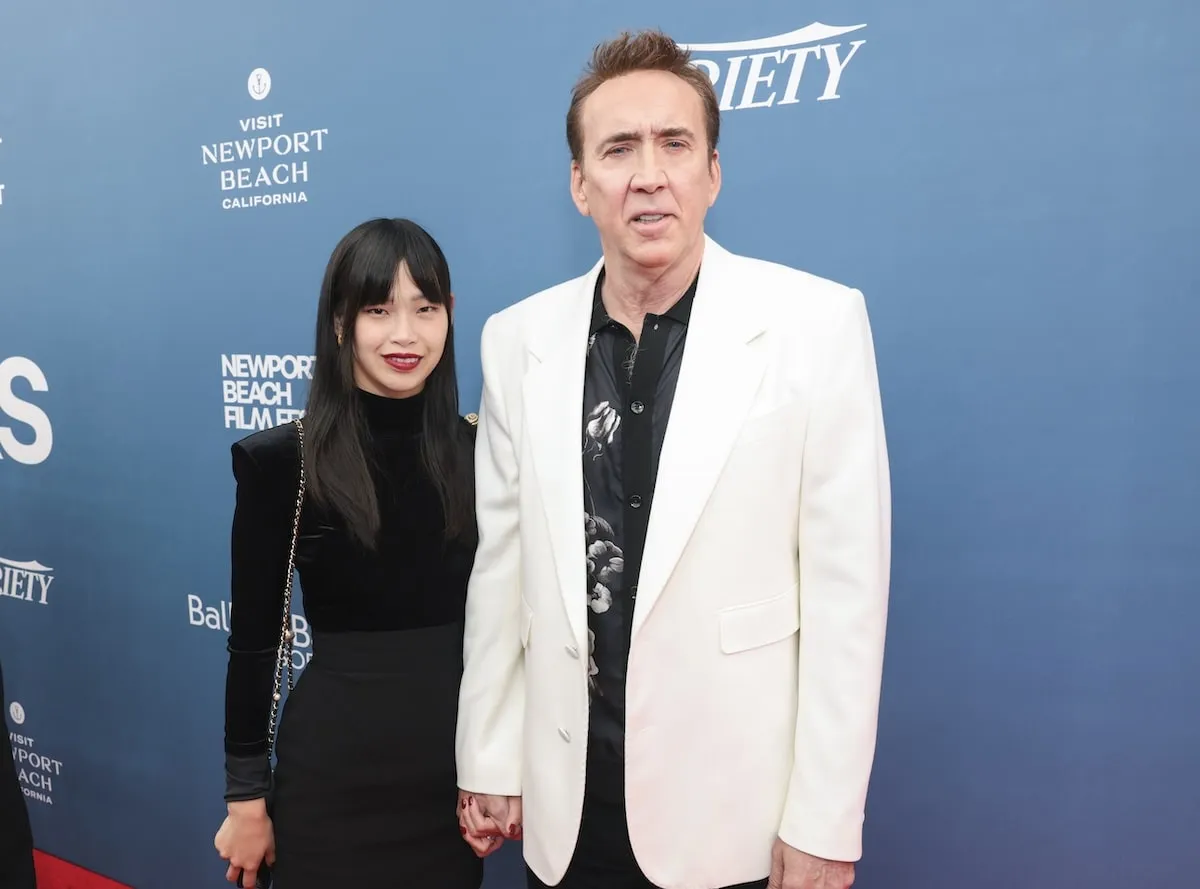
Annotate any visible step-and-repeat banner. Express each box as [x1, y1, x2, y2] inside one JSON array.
[[2, 1, 1198, 887]]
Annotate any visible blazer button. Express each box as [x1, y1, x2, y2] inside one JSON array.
[[566, 644, 580, 659], [558, 727, 571, 742]]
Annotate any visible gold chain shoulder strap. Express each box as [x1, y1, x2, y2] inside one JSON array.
[[266, 418, 305, 756]]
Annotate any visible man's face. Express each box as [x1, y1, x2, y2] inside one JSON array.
[[571, 69, 721, 274]]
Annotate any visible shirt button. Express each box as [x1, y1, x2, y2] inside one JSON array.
[[631, 401, 645, 414], [558, 727, 572, 742], [629, 494, 642, 508], [566, 644, 580, 659]]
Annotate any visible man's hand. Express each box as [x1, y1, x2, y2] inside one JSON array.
[[457, 790, 522, 858], [768, 839, 854, 889]]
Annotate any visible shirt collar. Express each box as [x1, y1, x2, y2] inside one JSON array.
[[589, 266, 700, 335]]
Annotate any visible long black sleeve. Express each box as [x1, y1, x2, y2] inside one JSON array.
[[223, 436, 295, 800]]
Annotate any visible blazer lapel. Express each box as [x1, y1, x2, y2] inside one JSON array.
[[632, 237, 768, 637], [521, 262, 601, 653]]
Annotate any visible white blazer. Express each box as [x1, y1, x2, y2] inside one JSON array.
[[456, 235, 891, 889]]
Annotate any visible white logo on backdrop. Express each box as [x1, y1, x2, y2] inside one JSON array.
[[221, 353, 313, 431], [201, 69, 330, 211], [248, 67, 272, 101], [0, 558, 55, 606], [0, 357, 53, 465], [6, 702, 65, 806], [188, 593, 313, 672], [679, 22, 868, 111]]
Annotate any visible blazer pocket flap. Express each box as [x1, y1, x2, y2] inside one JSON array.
[[737, 401, 795, 446], [719, 588, 800, 654]]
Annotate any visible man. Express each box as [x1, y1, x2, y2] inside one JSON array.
[[456, 29, 890, 889], [1, 657, 37, 889]]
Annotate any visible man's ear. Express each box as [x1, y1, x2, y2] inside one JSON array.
[[570, 160, 591, 217]]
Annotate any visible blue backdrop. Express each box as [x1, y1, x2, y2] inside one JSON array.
[[2, 1, 1198, 887]]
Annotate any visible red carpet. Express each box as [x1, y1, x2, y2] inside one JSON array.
[[32, 851, 133, 889]]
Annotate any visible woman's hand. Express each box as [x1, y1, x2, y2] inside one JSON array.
[[215, 799, 275, 886], [457, 789, 521, 857]]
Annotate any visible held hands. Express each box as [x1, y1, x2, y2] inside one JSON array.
[[768, 839, 854, 889], [457, 789, 522, 858], [215, 799, 275, 887]]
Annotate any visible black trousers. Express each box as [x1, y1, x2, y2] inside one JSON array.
[[0, 657, 36, 889], [526, 774, 767, 889]]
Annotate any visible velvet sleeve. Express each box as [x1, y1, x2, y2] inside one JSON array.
[[223, 440, 295, 801]]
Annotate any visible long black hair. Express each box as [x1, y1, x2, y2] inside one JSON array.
[[302, 218, 473, 549]]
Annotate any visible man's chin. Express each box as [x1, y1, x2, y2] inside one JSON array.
[[623, 239, 679, 270]]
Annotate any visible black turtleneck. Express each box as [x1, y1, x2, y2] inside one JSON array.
[[222, 388, 477, 800]]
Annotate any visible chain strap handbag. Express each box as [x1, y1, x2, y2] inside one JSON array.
[[267, 417, 306, 755]]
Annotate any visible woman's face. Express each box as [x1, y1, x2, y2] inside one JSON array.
[[344, 260, 450, 399]]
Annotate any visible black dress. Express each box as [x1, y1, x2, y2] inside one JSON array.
[[222, 387, 483, 889]]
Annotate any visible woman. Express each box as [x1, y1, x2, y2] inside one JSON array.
[[214, 218, 489, 888]]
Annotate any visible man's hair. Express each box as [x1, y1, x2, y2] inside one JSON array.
[[566, 29, 721, 165]]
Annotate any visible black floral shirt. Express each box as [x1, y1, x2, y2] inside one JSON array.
[[581, 266, 698, 787]]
